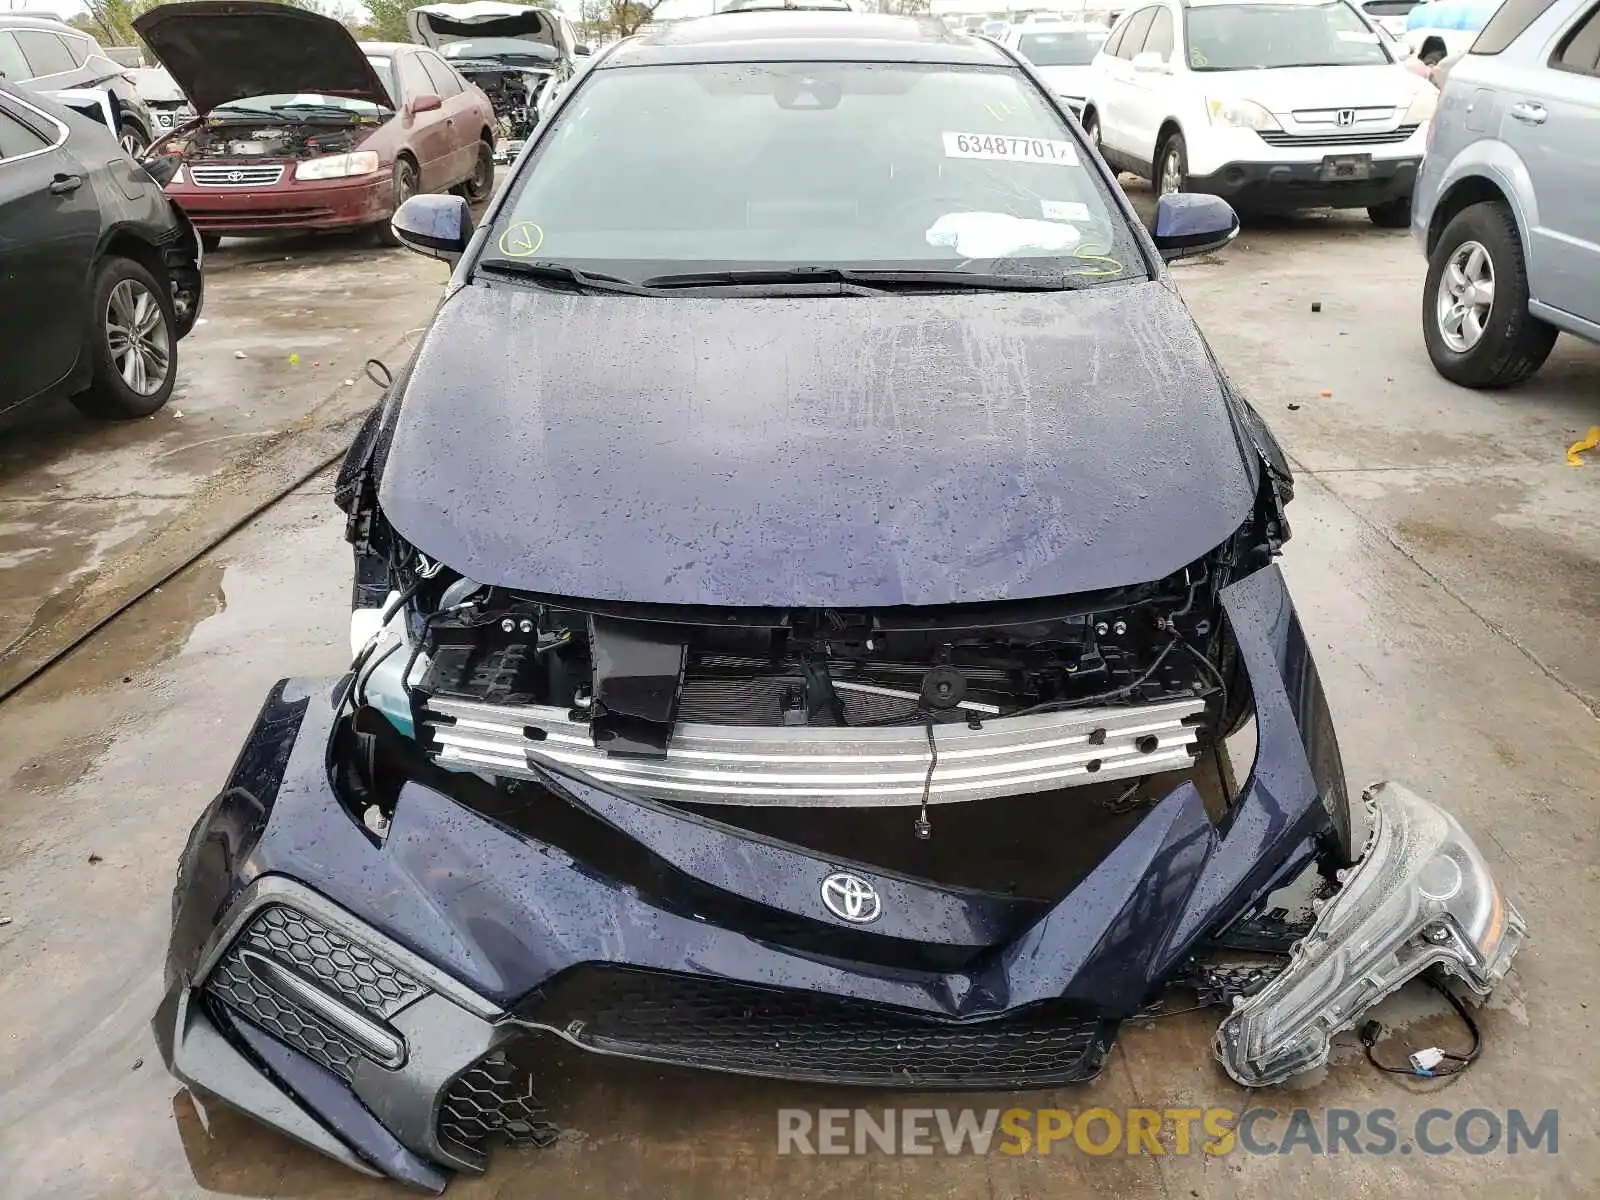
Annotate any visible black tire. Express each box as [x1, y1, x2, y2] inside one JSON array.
[[70, 256, 178, 420], [1155, 130, 1188, 195], [118, 119, 148, 159], [375, 156, 419, 247], [462, 140, 495, 202], [200, 232, 223, 253], [1422, 201, 1557, 389], [1367, 194, 1411, 228]]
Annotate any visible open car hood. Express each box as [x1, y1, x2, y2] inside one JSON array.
[[134, 1, 391, 116], [407, 1, 562, 53], [377, 280, 1262, 608]]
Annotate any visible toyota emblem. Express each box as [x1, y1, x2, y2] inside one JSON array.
[[820, 872, 881, 923], [1336, 108, 1356, 127], [227, 170, 244, 182]]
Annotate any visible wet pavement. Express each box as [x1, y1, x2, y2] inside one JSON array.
[[0, 203, 1596, 1198], [0, 233, 450, 700]]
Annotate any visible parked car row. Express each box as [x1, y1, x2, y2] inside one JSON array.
[[0, 13, 155, 156]]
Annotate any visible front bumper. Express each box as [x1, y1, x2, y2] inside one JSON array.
[[1187, 156, 1421, 211], [165, 172, 393, 235], [153, 565, 1521, 1187]]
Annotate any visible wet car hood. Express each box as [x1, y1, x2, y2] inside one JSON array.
[[377, 278, 1260, 608], [135, 1, 391, 115]]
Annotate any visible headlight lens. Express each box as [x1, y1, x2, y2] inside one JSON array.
[[1207, 97, 1281, 131], [1215, 781, 1527, 1087], [294, 151, 382, 181], [1405, 87, 1438, 126]]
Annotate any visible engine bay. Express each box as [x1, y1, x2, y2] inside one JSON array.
[[169, 117, 372, 161]]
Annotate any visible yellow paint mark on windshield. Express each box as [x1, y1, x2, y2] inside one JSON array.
[[498, 222, 545, 257]]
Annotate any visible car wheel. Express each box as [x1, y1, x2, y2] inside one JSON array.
[[70, 256, 177, 420], [375, 157, 419, 248], [463, 140, 494, 202], [1422, 201, 1557, 389], [1367, 194, 1411, 228], [118, 120, 148, 159], [200, 232, 223, 253], [1081, 108, 1101, 154], [1156, 131, 1188, 196]]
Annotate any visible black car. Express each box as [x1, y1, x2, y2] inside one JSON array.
[[0, 82, 202, 420], [0, 14, 155, 156], [154, 13, 1524, 1188]]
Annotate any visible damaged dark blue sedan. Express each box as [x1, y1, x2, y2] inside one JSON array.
[[154, 11, 1526, 1190]]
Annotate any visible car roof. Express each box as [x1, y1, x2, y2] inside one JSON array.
[[0, 14, 82, 32], [600, 12, 1015, 67], [358, 41, 416, 55]]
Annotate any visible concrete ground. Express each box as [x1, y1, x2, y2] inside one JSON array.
[[0, 198, 1595, 1198]]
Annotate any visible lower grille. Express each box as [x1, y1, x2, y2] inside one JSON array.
[[438, 1052, 560, 1157], [1257, 124, 1419, 147], [531, 967, 1116, 1087], [204, 904, 424, 1078]]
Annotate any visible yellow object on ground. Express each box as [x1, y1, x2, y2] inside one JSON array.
[[1568, 426, 1600, 466]]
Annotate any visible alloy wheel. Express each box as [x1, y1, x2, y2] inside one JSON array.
[[1160, 148, 1183, 196], [105, 278, 171, 396], [1435, 240, 1495, 353], [119, 128, 147, 158]]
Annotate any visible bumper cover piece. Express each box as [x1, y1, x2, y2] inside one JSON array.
[[1216, 780, 1527, 1087]]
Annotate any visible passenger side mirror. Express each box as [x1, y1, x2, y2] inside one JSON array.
[[1131, 51, 1168, 73], [1149, 193, 1239, 261], [390, 193, 474, 263], [574, 42, 593, 55], [408, 92, 442, 117]]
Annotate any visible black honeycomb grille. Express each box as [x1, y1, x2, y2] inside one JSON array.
[[229, 904, 425, 1017], [438, 1052, 560, 1157], [206, 954, 365, 1079], [534, 967, 1116, 1088], [204, 904, 426, 1079]]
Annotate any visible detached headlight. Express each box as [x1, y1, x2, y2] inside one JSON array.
[[294, 151, 382, 181], [1207, 97, 1281, 131], [1405, 87, 1438, 125], [1216, 781, 1527, 1087]]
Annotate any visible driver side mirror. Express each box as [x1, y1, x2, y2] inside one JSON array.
[[1149, 192, 1239, 262], [390, 193, 474, 264], [407, 92, 442, 117], [141, 153, 182, 187], [573, 42, 593, 55], [1131, 51, 1169, 73]]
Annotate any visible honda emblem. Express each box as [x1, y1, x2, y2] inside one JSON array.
[[1336, 109, 1356, 127]]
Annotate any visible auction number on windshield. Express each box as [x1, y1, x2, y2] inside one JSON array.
[[943, 132, 1079, 166]]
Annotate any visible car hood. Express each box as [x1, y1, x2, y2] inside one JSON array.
[[377, 279, 1260, 608], [1209, 63, 1424, 116], [407, 1, 560, 51], [1034, 64, 1096, 95], [134, 1, 391, 115]]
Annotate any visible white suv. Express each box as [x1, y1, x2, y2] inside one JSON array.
[[1082, 0, 1438, 225]]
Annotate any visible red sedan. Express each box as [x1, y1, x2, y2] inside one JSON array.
[[138, 2, 497, 247]]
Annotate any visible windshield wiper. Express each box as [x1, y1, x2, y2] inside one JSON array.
[[476, 259, 657, 295], [269, 102, 373, 116], [640, 266, 1081, 292]]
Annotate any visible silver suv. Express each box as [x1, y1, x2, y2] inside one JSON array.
[[1411, 0, 1600, 387]]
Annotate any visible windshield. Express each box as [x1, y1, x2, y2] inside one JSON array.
[[1018, 30, 1109, 64], [368, 56, 396, 106], [1185, 2, 1393, 70], [215, 90, 390, 116], [482, 62, 1142, 286], [441, 38, 556, 60]]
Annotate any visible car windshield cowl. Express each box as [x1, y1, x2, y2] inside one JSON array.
[[476, 260, 1112, 296]]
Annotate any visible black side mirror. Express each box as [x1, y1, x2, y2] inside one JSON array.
[[573, 42, 593, 55], [1149, 192, 1239, 262], [390, 193, 474, 263]]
